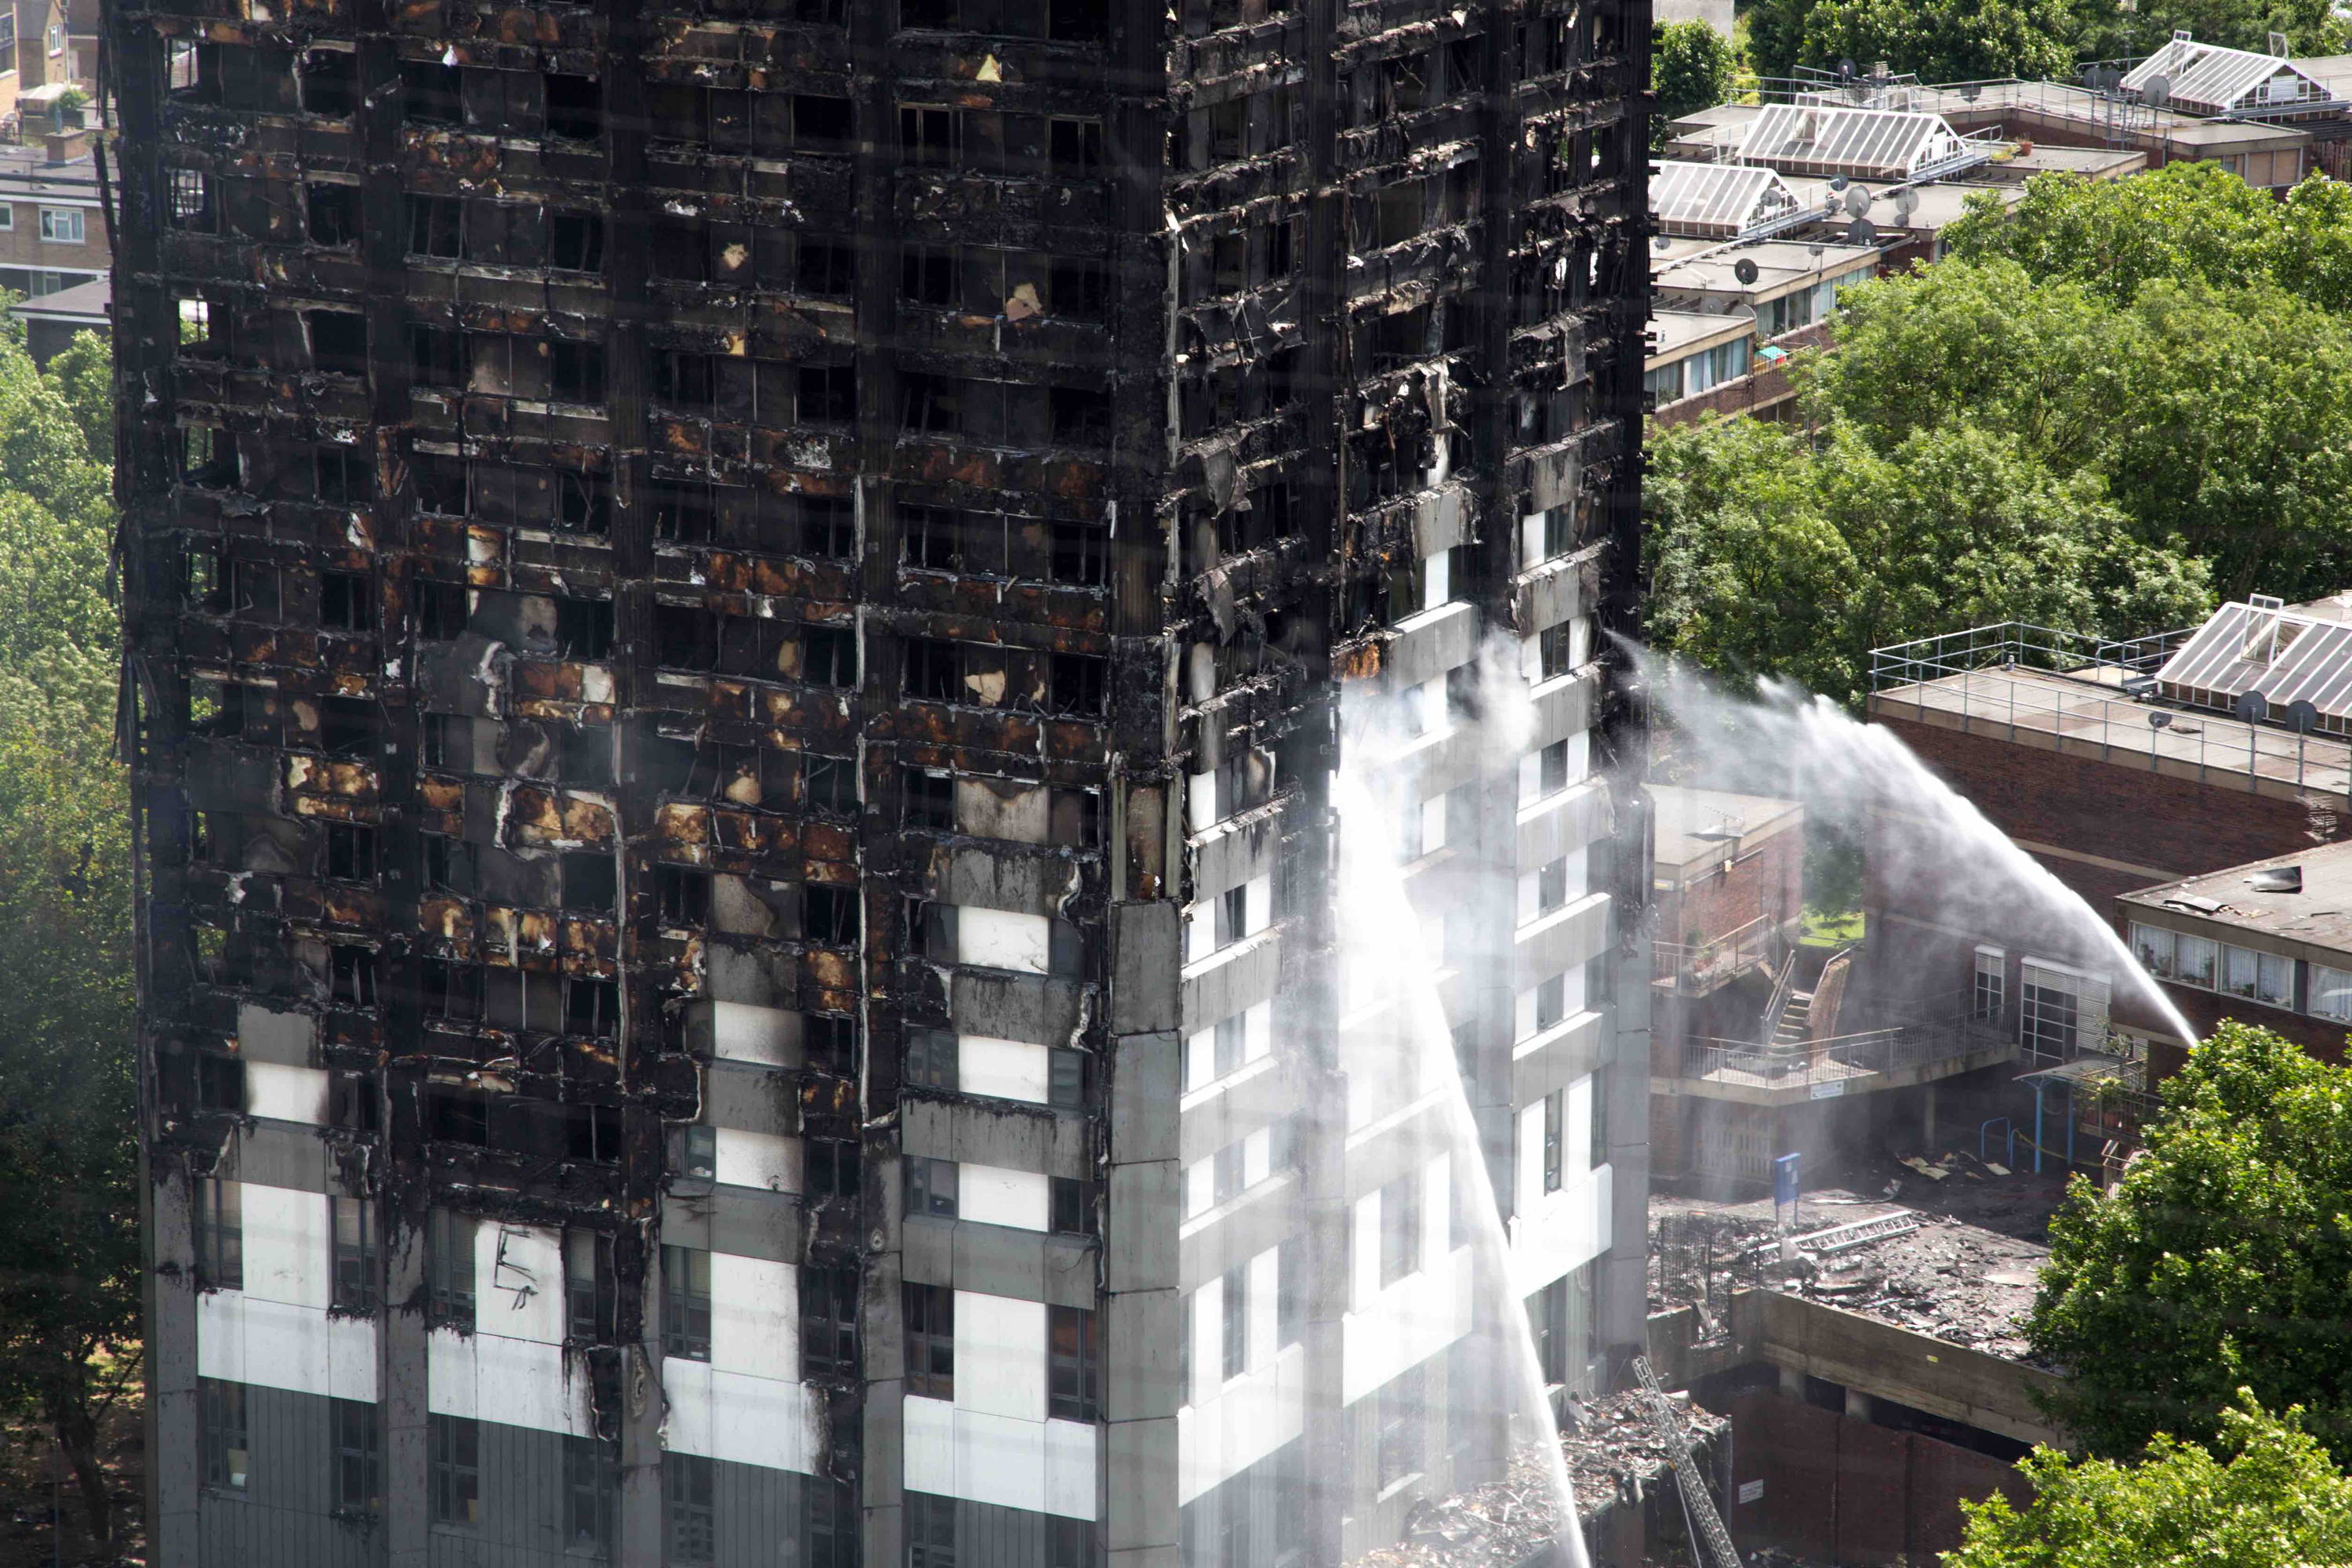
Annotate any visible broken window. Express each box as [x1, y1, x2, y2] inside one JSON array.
[[416, 581, 470, 641], [804, 753, 858, 814], [408, 194, 463, 258], [1048, 0, 1107, 38], [796, 236, 857, 297], [901, 106, 960, 165], [330, 943, 379, 1007], [792, 94, 855, 151], [308, 310, 368, 376], [900, 373, 962, 434], [653, 604, 719, 670], [324, 821, 377, 880], [411, 325, 465, 390], [806, 1137, 860, 1199], [195, 1178, 242, 1290], [545, 74, 601, 140], [550, 339, 606, 405], [800, 364, 858, 424], [1049, 386, 1112, 446], [1048, 652, 1108, 716], [1048, 258, 1109, 322], [802, 495, 855, 558], [307, 183, 361, 247], [657, 865, 711, 926], [805, 884, 858, 946], [804, 625, 857, 688], [301, 48, 358, 117], [182, 426, 238, 490], [902, 246, 959, 307], [904, 1283, 955, 1397], [402, 60, 463, 125], [903, 638, 960, 702], [801, 1263, 858, 1377], [550, 209, 604, 272], [554, 597, 614, 662], [902, 0, 956, 24], [903, 768, 953, 829], [168, 169, 215, 232]]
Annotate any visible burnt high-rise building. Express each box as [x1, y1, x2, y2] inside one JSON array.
[[111, 0, 1650, 1556]]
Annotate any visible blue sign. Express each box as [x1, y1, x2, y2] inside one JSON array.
[[1773, 1152, 1802, 1210]]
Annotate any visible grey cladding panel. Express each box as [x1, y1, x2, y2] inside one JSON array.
[[704, 1061, 793, 1138], [1109, 902, 1181, 1035], [953, 970, 1087, 1047]]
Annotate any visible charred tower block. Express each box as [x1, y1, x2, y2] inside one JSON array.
[[109, 0, 1649, 1557]]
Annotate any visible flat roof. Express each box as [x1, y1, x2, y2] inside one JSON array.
[[1780, 174, 2019, 231], [1652, 237, 1880, 299], [11, 275, 107, 321], [1647, 306, 1752, 364], [1868, 662, 2352, 805], [1652, 783, 1802, 875], [2118, 840, 2352, 958]]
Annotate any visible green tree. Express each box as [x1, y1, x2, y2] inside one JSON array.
[[1644, 408, 2210, 707], [2027, 1022, 2352, 1462], [0, 319, 136, 1543], [1653, 20, 1739, 146], [1795, 0, 2078, 85], [1946, 1396, 2352, 1568]]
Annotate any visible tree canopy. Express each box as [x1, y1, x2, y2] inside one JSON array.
[[0, 321, 136, 1543], [2027, 1022, 2352, 1463], [1945, 1396, 2352, 1568], [1653, 20, 1739, 147]]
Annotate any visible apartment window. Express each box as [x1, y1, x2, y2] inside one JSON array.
[[802, 1261, 859, 1377], [908, 1492, 957, 1568], [1051, 1049, 1087, 1109], [906, 1026, 956, 1091], [195, 1177, 242, 1290], [2315, 964, 2352, 1022], [900, 104, 960, 164], [330, 943, 379, 1008], [551, 210, 605, 272], [332, 1398, 382, 1514], [545, 73, 601, 140], [1530, 1274, 1568, 1386], [797, 236, 857, 296], [201, 1378, 249, 1490], [662, 1245, 713, 1361], [904, 768, 954, 830], [1212, 1142, 1245, 1207], [1541, 1089, 1563, 1194], [805, 752, 858, 814], [1277, 1237, 1303, 1348], [566, 1229, 618, 1342], [1973, 948, 2005, 1022], [902, 246, 958, 306], [1379, 1173, 1418, 1286], [38, 207, 83, 244], [658, 865, 711, 926], [807, 1477, 859, 1568], [316, 447, 373, 507], [430, 1414, 481, 1526], [550, 339, 607, 404], [907, 1155, 958, 1218], [1048, 117, 1104, 174], [1051, 1177, 1097, 1237], [807, 1137, 861, 1200], [332, 1195, 378, 1312], [666, 1452, 716, 1563], [2222, 944, 2296, 1008], [1050, 1305, 1101, 1419], [564, 1436, 616, 1555], [1377, 1365, 1423, 1486], [1049, 1518, 1097, 1568], [805, 625, 858, 688], [905, 1283, 955, 1399], [409, 193, 464, 256], [1221, 1266, 1248, 1381], [428, 1209, 476, 1329]]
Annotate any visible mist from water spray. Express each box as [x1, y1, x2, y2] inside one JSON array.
[[1638, 648, 2201, 1048], [1334, 637, 1592, 1568]]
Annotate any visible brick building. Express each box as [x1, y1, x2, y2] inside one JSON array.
[[108, 0, 1654, 1563]]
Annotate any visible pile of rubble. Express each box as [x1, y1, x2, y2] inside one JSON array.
[[1348, 1392, 1732, 1567], [1775, 1208, 2049, 1362]]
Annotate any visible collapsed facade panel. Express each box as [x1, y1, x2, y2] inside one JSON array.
[[110, 0, 1647, 1558]]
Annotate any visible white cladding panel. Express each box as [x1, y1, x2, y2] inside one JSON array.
[[960, 908, 1051, 974], [712, 1000, 793, 1066], [430, 1329, 590, 1436], [712, 1252, 797, 1382], [245, 1062, 329, 1124], [903, 1395, 1100, 1520], [664, 1359, 821, 1472], [960, 1035, 1051, 1103], [241, 1182, 328, 1310], [954, 1289, 1047, 1421], [959, 1164, 1051, 1232], [478, 1223, 567, 1345], [197, 1291, 377, 1402], [715, 1129, 798, 1192]]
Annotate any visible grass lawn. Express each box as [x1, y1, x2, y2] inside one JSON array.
[[1802, 909, 1864, 947]]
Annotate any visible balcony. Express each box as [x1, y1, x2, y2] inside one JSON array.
[[1651, 911, 1797, 1000], [1672, 1010, 2015, 1105]]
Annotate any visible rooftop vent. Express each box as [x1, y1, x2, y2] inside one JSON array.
[[2249, 866, 2304, 893]]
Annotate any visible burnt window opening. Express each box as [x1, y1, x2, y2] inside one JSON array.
[[662, 1245, 713, 1361], [417, 581, 470, 641], [423, 835, 480, 902], [565, 1229, 619, 1342], [905, 1282, 955, 1398], [331, 1196, 379, 1312], [901, 0, 956, 26], [321, 696, 379, 757], [231, 558, 282, 622], [402, 60, 463, 125], [651, 481, 716, 544], [194, 1050, 246, 1113], [408, 194, 464, 259], [797, 237, 857, 297], [900, 373, 962, 434], [900, 105, 960, 165], [1049, 652, 1109, 717], [800, 1263, 859, 1377], [805, 1137, 860, 1200], [793, 93, 855, 151], [1049, 259, 1109, 322], [330, 1069, 379, 1135], [558, 470, 611, 535], [319, 570, 376, 633], [903, 768, 953, 829], [559, 724, 614, 790], [804, 752, 858, 815], [550, 210, 604, 272], [300, 49, 358, 116], [419, 957, 485, 1025], [1049, 0, 1109, 40], [657, 865, 711, 927], [1052, 522, 1108, 587], [544, 74, 601, 140], [315, 447, 373, 506], [903, 637, 960, 702], [550, 340, 607, 405], [803, 496, 856, 559], [1048, 117, 1104, 176], [411, 325, 465, 390], [1049, 386, 1112, 447], [330, 943, 379, 1008], [183, 426, 238, 489], [805, 884, 858, 946], [554, 597, 615, 661], [902, 246, 959, 307], [166, 39, 215, 100], [323, 821, 378, 881], [902, 505, 958, 571], [806, 1012, 857, 1076], [793, 364, 855, 425], [804, 626, 857, 688], [307, 183, 361, 248], [168, 169, 216, 233], [653, 604, 720, 671], [559, 848, 618, 913], [564, 978, 620, 1036]]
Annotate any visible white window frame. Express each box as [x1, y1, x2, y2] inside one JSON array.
[[38, 207, 84, 245], [2313, 964, 2352, 1022]]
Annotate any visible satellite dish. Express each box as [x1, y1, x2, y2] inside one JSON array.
[[1829, 173, 1850, 191], [1806, 242, 1824, 258], [2288, 699, 2320, 732], [1892, 187, 1920, 223], [1844, 184, 1874, 216], [1962, 82, 1983, 102], [1847, 216, 1877, 245], [1733, 257, 1761, 284], [1838, 56, 1857, 78], [1653, 234, 1673, 252], [2235, 689, 2271, 723], [2144, 73, 2172, 108]]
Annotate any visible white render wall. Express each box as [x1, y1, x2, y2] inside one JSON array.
[[899, 1285, 1099, 1519]]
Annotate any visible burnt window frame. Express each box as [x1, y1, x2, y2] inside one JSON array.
[[904, 1282, 956, 1399], [661, 1243, 714, 1362]]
